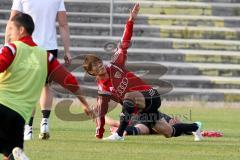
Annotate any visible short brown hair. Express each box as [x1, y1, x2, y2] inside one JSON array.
[[11, 13, 34, 35], [82, 54, 102, 76]]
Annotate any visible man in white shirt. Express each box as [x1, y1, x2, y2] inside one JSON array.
[[5, 0, 72, 140]]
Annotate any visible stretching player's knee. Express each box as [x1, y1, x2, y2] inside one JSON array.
[[153, 120, 173, 138], [160, 127, 172, 138], [163, 132, 172, 138]]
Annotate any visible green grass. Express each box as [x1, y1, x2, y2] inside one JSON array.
[[2, 104, 240, 160]]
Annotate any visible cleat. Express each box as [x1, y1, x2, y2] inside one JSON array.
[[12, 147, 29, 160], [39, 118, 50, 140], [103, 132, 124, 141], [201, 131, 223, 137], [24, 125, 33, 141], [193, 121, 204, 141]]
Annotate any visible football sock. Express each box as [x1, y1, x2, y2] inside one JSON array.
[[125, 126, 139, 135], [116, 99, 135, 137], [28, 117, 34, 126], [42, 110, 51, 119], [172, 123, 198, 137], [116, 113, 129, 137]]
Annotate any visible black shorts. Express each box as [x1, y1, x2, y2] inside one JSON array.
[[141, 89, 161, 113], [138, 89, 161, 129], [48, 49, 58, 58], [0, 104, 25, 157], [129, 111, 173, 134]]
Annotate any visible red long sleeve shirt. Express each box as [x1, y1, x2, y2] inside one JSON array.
[[97, 20, 151, 100], [0, 36, 79, 93], [95, 20, 152, 138]]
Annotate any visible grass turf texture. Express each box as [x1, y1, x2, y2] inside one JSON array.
[[1, 103, 240, 160]]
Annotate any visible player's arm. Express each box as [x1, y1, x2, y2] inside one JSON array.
[[47, 54, 91, 115], [111, 3, 140, 67], [57, 11, 71, 65], [0, 44, 16, 72], [120, 3, 140, 50], [95, 93, 111, 117], [128, 3, 140, 22], [57, 0, 71, 65], [94, 93, 111, 139]]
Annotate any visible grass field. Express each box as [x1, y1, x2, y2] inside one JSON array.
[[2, 102, 240, 160]]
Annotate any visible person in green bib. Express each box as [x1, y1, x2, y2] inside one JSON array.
[[0, 13, 91, 160]]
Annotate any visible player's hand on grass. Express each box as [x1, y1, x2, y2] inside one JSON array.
[[129, 3, 140, 22]]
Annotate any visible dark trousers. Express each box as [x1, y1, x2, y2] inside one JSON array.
[[0, 104, 25, 157]]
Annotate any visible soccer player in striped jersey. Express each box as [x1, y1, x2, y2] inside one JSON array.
[[83, 3, 203, 141]]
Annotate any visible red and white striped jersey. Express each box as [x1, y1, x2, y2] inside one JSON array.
[[97, 20, 152, 102], [95, 20, 152, 138]]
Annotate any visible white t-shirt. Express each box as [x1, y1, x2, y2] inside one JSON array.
[[12, 0, 66, 50]]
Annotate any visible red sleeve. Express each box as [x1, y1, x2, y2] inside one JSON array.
[[111, 20, 134, 67], [94, 95, 111, 138], [0, 43, 16, 72], [47, 53, 80, 93], [95, 95, 110, 117], [120, 20, 134, 45]]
